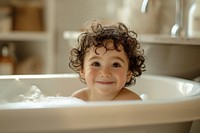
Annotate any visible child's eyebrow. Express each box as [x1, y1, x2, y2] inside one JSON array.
[[88, 56, 100, 61], [113, 57, 125, 63], [88, 56, 125, 63]]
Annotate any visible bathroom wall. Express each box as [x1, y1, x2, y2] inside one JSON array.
[[55, 0, 121, 73], [54, 0, 193, 73]]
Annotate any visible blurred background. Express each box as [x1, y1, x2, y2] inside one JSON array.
[[0, 0, 197, 76]]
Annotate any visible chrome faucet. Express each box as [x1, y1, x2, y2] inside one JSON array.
[[171, 0, 184, 37], [141, 0, 149, 13], [141, 0, 184, 37]]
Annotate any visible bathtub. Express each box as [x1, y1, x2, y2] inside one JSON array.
[[0, 74, 200, 133]]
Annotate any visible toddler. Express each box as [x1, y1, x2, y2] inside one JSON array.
[[69, 20, 145, 101]]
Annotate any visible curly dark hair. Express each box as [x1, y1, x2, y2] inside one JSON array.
[[69, 21, 145, 86]]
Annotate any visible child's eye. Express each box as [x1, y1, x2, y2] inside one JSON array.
[[91, 62, 101, 67], [112, 62, 121, 68]]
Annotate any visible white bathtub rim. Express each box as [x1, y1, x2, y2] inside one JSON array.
[[0, 99, 199, 132], [0, 73, 80, 79]]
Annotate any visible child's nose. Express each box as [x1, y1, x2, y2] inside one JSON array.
[[100, 67, 111, 77]]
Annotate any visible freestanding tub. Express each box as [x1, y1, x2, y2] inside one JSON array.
[[0, 74, 200, 133]]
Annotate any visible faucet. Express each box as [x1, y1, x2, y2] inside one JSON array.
[[141, 0, 149, 13], [171, 0, 184, 37], [141, 0, 184, 37]]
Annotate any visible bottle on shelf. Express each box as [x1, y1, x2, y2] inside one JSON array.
[[0, 5, 13, 32], [188, 0, 200, 38], [0, 43, 15, 75]]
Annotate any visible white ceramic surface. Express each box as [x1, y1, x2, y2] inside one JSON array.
[[0, 74, 200, 133], [139, 35, 200, 80]]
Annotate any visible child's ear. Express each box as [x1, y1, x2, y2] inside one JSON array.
[[127, 71, 132, 82], [79, 69, 85, 79]]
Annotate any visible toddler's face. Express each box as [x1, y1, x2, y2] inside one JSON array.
[[79, 41, 132, 98]]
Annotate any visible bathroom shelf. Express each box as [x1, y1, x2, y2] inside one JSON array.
[[139, 34, 200, 46], [0, 32, 48, 41], [0, 0, 55, 74]]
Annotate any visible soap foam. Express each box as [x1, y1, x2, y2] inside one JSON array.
[[0, 82, 85, 104], [16, 85, 85, 104]]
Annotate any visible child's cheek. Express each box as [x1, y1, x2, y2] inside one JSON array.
[[86, 67, 98, 76], [115, 69, 129, 82], [114, 69, 125, 75]]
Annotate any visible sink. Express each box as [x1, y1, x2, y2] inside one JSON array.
[[139, 35, 200, 80]]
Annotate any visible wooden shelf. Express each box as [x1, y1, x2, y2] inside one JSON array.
[[0, 0, 56, 74]]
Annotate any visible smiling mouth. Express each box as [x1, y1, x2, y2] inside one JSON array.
[[96, 81, 114, 84]]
